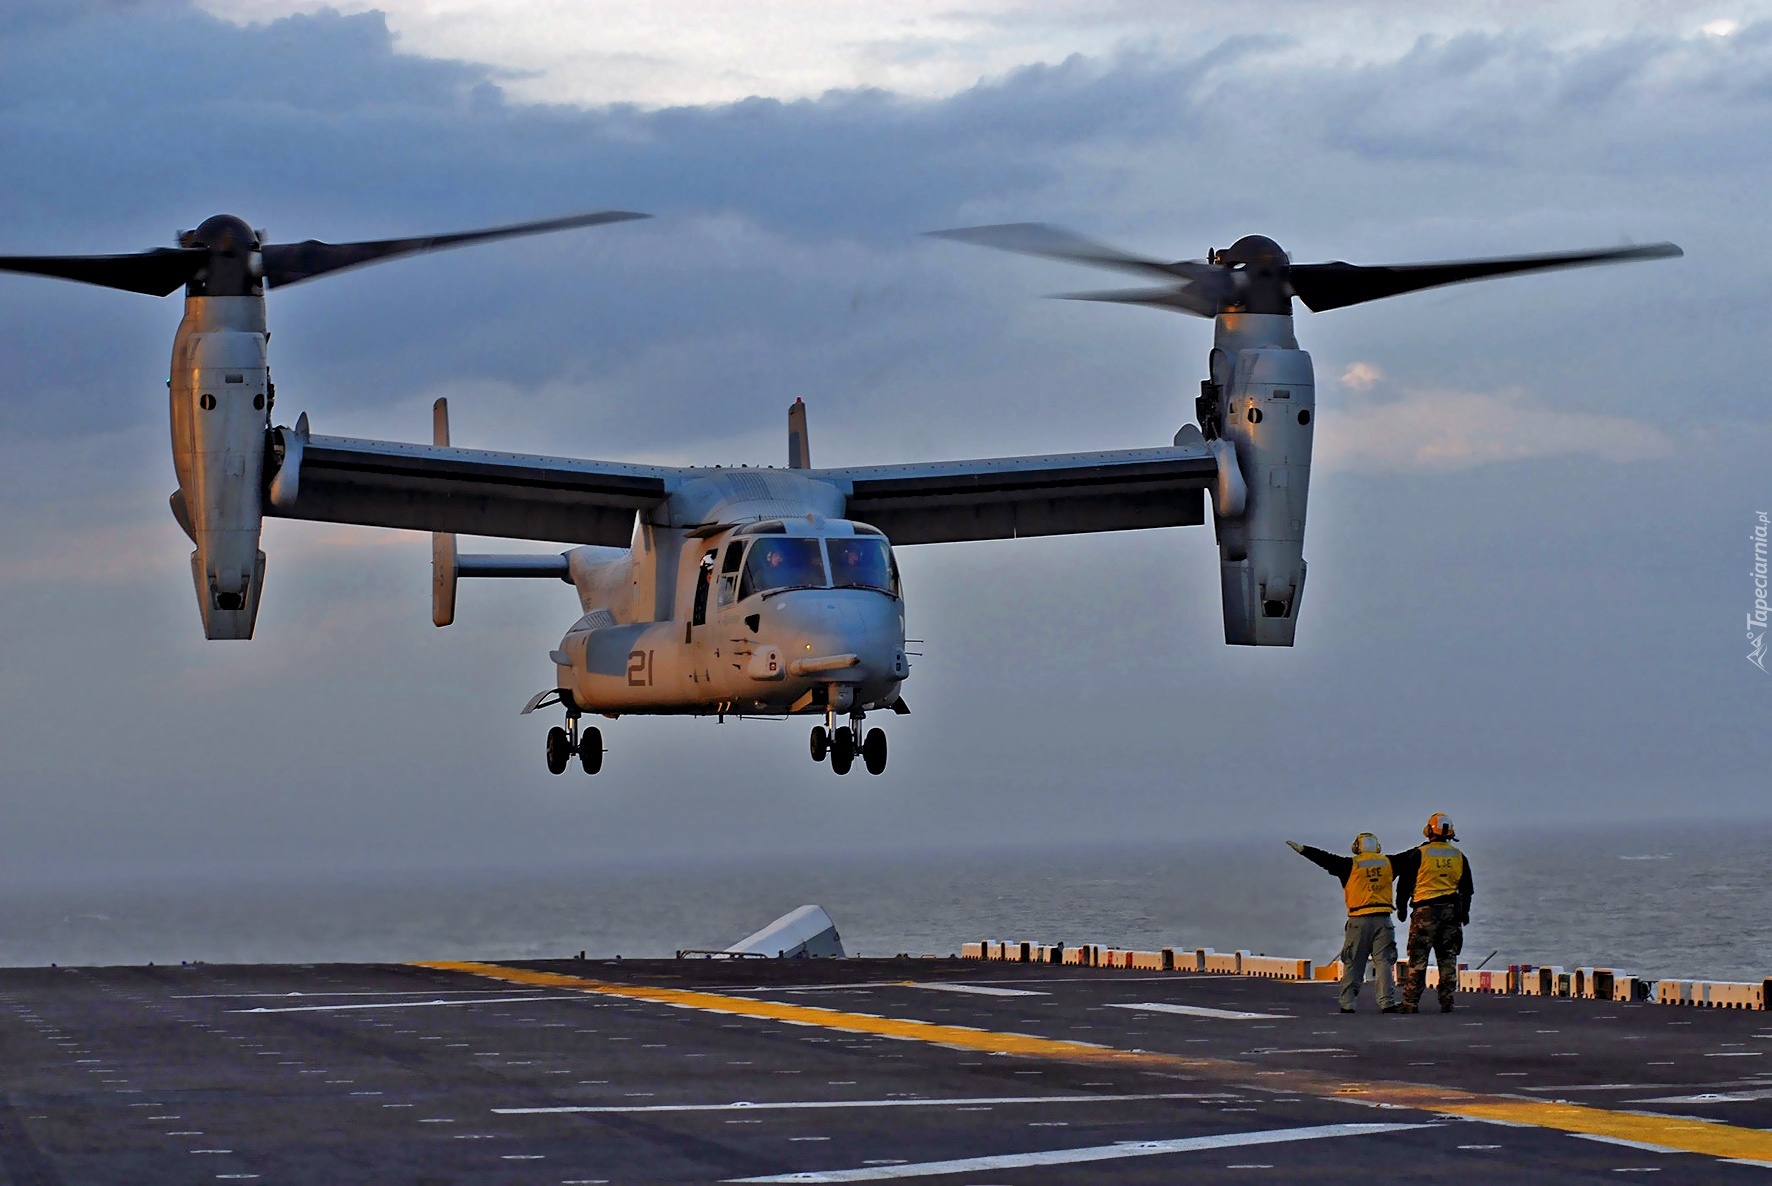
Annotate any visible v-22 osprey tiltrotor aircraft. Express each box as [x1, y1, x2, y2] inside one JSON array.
[[0, 215, 1680, 775]]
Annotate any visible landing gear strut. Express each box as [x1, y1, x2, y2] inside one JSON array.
[[810, 709, 887, 775], [547, 712, 604, 776]]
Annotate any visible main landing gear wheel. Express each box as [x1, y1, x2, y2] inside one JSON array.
[[862, 728, 887, 775], [830, 726, 856, 775], [545, 726, 571, 775], [579, 726, 604, 775], [810, 725, 829, 763]]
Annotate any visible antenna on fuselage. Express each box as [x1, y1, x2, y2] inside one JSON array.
[[788, 398, 811, 469]]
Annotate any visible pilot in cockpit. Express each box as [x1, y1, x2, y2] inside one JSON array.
[[829, 539, 866, 572]]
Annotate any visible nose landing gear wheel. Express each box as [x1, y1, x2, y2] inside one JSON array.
[[545, 726, 571, 775], [810, 725, 829, 763], [862, 728, 887, 775], [830, 726, 856, 775], [579, 726, 604, 775]]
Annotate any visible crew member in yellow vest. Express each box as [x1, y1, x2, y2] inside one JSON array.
[[1390, 812, 1475, 1013], [1286, 833, 1401, 1014]]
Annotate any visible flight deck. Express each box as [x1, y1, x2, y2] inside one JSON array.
[[2, 956, 1771, 1182]]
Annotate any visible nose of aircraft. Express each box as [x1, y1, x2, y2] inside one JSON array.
[[764, 590, 905, 689]]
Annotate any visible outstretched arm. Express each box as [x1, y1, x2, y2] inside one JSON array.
[[1288, 842, 1353, 884]]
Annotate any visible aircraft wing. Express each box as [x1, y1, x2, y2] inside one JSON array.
[[820, 432, 1220, 544], [266, 431, 673, 546]]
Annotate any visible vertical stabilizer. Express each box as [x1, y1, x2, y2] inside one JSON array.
[[788, 398, 811, 469], [431, 398, 457, 627]]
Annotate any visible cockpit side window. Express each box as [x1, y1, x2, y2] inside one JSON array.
[[827, 535, 895, 595], [691, 549, 715, 626], [717, 539, 745, 606], [740, 537, 828, 598]]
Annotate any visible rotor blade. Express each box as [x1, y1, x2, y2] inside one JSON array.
[[0, 248, 207, 297], [260, 210, 651, 288], [1289, 242, 1683, 313], [929, 223, 1213, 283], [1053, 285, 1218, 318]]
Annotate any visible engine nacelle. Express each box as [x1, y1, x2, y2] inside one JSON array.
[[1207, 315, 1314, 646], [169, 296, 270, 639]]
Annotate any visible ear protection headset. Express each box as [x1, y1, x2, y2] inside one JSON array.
[[1424, 813, 1456, 841]]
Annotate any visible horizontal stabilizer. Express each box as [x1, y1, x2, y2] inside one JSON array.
[[458, 554, 571, 579], [437, 551, 572, 628], [726, 905, 845, 959]]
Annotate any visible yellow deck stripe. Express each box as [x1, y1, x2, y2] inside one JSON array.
[[415, 961, 1772, 1163]]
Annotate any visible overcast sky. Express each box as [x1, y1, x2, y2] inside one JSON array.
[[0, 0, 1767, 883]]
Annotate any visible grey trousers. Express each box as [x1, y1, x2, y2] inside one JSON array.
[[1338, 913, 1399, 1011]]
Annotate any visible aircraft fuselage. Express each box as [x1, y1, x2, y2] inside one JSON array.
[[550, 476, 909, 723], [558, 521, 908, 719]]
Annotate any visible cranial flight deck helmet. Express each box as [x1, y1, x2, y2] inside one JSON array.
[[1352, 833, 1382, 855], [1424, 813, 1457, 841]]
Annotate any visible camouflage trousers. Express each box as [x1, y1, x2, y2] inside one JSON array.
[[1402, 901, 1464, 1008]]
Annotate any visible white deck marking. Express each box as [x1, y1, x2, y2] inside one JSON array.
[[1242, 1048, 1346, 1055], [723, 975, 1216, 993], [232, 996, 572, 1014], [722, 982, 1039, 996], [1632, 1087, 1772, 1104], [902, 984, 1047, 998], [722, 983, 908, 994], [495, 1091, 1231, 1115], [726, 1122, 1426, 1181], [1107, 1002, 1291, 1021]]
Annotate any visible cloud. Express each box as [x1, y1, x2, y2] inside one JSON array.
[[188, 1, 1772, 107], [1316, 370, 1675, 472], [1339, 362, 1385, 391]]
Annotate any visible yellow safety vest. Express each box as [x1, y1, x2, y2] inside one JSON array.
[[1344, 853, 1394, 915], [1415, 841, 1465, 900]]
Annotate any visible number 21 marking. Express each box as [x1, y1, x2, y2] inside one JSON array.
[[627, 649, 655, 687]]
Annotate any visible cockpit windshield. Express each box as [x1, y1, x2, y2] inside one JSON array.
[[739, 537, 828, 598], [827, 536, 895, 594]]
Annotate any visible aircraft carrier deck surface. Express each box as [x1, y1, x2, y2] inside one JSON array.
[[2, 956, 1771, 1183]]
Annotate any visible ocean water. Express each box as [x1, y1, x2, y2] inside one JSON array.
[[1, 822, 1767, 983]]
